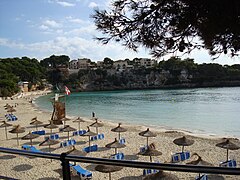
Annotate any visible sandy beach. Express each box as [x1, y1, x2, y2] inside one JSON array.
[[0, 91, 239, 180]]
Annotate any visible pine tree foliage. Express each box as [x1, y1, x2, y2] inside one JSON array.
[[92, 0, 240, 59]]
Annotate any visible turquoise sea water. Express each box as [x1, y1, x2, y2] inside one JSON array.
[[35, 87, 240, 138]]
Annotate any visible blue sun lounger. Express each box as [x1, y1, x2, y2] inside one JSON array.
[[172, 151, 190, 163], [73, 130, 87, 136], [110, 152, 125, 160], [143, 161, 160, 175], [219, 159, 237, 168], [90, 133, 104, 141], [60, 139, 76, 147], [5, 114, 18, 121], [83, 144, 98, 153], [70, 164, 92, 179], [119, 138, 126, 144], [32, 130, 46, 135], [22, 145, 42, 153]]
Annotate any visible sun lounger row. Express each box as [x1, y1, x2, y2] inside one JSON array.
[[195, 174, 208, 180], [219, 159, 237, 168], [119, 138, 126, 144], [32, 130, 46, 135], [70, 163, 92, 179], [140, 145, 148, 153], [83, 145, 98, 153], [110, 152, 124, 160], [90, 133, 104, 141], [60, 139, 76, 147], [143, 169, 159, 176], [44, 133, 60, 140], [73, 130, 87, 136], [5, 114, 18, 121], [22, 145, 42, 153], [172, 151, 190, 163]]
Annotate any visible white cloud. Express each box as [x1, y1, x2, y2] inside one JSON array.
[[42, 19, 62, 29], [66, 16, 84, 24], [39, 24, 49, 30], [88, 2, 98, 8], [56, 1, 75, 7]]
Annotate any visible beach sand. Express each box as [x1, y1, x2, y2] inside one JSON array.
[[0, 91, 239, 180]]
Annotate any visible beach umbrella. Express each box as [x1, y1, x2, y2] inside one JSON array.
[[173, 136, 194, 152], [111, 123, 127, 140], [81, 126, 97, 150], [105, 138, 126, 154], [4, 104, 12, 110], [139, 128, 157, 146], [9, 125, 25, 145], [61, 125, 76, 140], [65, 146, 87, 165], [0, 121, 12, 139], [66, 145, 87, 156], [44, 120, 58, 134], [30, 119, 43, 131], [21, 132, 40, 146], [143, 170, 179, 180], [39, 138, 59, 153], [187, 153, 213, 178], [7, 107, 16, 114], [138, 146, 162, 162], [95, 164, 123, 180], [216, 139, 240, 161], [31, 116, 37, 121], [60, 117, 71, 127], [73, 117, 85, 131], [90, 119, 104, 134]]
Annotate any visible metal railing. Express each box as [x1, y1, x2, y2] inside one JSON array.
[[0, 147, 239, 180]]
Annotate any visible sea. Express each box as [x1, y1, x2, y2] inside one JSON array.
[[35, 87, 240, 138]]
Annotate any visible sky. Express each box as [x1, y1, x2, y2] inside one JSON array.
[[0, 0, 240, 65]]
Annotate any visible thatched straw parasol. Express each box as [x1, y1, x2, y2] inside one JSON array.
[[90, 119, 104, 134], [60, 117, 71, 127], [9, 125, 25, 145], [61, 125, 76, 140], [216, 139, 240, 161], [0, 121, 12, 139], [139, 128, 157, 146], [111, 123, 127, 140], [143, 170, 179, 180], [105, 138, 126, 154], [44, 120, 58, 134], [31, 116, 37, 121], [65, 146, 87, 165], [81, 126, 97, 150], [7, 107, 16, 114], [187, 153, 213, 178], [138, 146, 162, 162], [39, 138, 59, 153], [95, 164, 123, 180], [30, 119, 43, 131], [73, 117, 85, 131], [173, 136, 194, 152], [21, 132, 40, 146]]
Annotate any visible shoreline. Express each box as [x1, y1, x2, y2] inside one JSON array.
[[32, 91, 239, 140], [0, 90, 239, 179]]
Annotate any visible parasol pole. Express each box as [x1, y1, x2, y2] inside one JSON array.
[[78, 122, 80, 131], [16, 133, 19, 146], [109, 172, 111, 180], [182, 145, 185, 152], [30, 139, 33, 146], [96, 127, 98, 134], [118, 132, 121, 140], [68, 131, 70, 140], [146, 137, 149, 146], [88, 136, 91, 150], [150, 155, 152, 162], [5, 126, 8, 140], [226, 149, 229, 161]]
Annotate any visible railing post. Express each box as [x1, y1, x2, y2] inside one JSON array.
[[60, 153, 71, 180]]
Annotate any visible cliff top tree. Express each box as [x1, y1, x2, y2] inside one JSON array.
[[92, 0, 240, 59]]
